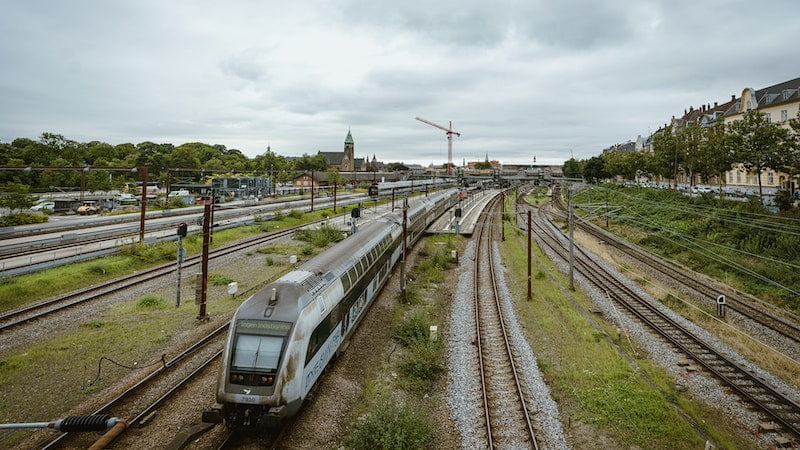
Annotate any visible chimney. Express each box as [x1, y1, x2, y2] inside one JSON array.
[[702, 105, 706, 112], [714, 102, 718, 108], [689, 106, 694, 112], [731, 94, 736, 101]]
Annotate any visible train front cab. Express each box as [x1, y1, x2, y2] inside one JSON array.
[[211, 316, 299, 428]]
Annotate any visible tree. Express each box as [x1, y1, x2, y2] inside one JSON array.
[[0, 182, 34, 211], [602, 149, 642, 181], [784, 110, 800, 182], [293, 153, 328, 171], [327, 168, 346, 187], [386, 162, 406, 172], [583, 155, 608, 183], [696, 121, 733, 197], [678, 122, 704, 188], [651, 125, 682, 187], [562, 158, 581, 178], [726, 110, 790, 202]]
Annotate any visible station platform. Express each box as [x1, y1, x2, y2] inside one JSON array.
[[427, 189, 499, 235]]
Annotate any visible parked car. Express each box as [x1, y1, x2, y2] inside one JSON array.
[[115, 193, 138, 205], [30, 201, 55, 212], [77, 203, 100, 215]]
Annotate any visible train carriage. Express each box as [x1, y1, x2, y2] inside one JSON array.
[[209, 188, 457, 428]]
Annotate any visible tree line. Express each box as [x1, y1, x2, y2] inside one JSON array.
[[563, 110, 800, 203], [0, 133, 398, 194]]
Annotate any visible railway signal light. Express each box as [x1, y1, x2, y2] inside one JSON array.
[[177, 222, 188, 237]]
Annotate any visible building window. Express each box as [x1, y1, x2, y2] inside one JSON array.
[[768, 172, 774, 185], [765, 113, 771, 123], [728, 172, 732, 183], [736, 172, 741, 183], [781, 110, 788, 121], [745, 173, 750, 184]]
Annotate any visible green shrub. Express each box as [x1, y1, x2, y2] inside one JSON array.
[[293, 225, 345, 248], [301, 244, 315, 256], [209, 273, 234, 286], [397, 284, 424, 306], [136, 294, 167, 310], [265, 256, 275, 266], [118, 241, 175, 262], [346, 398, 431, 449], [0, 213, 49, 227], [397, 340, 444, 392], [394, 310, 431, 347], [288, 209, 303, 219]]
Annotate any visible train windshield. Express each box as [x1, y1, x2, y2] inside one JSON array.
[[232, 334, 284, 371]]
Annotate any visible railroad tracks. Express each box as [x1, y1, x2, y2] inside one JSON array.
[[474, 193, 539, 449], [0, 223, 312, 334], [548, 188, 800, 345], [39, 324, 228, 449], [518, 192, 800, 439]]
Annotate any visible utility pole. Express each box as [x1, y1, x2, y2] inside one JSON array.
[[568, 187, 575, 291], [333, 183, 337, 213], [501, 191, 505, 241], [401, 199, 408, 299], [310, 170, 314, 212], [197, 203, 211, 321], [139, 167, 148, 243], [175, 223, 187, 308], [527, 210, 532, 301]]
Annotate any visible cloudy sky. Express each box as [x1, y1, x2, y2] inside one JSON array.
[[1, 1, 797, 166]]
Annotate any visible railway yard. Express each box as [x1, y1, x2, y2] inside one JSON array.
[[1, 185, 799, 449]]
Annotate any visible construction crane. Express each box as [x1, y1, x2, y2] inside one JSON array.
[[415, 117, 460, 175]]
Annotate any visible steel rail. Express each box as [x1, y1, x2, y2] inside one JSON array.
[[474, 193, 538, 449], [519, 194, 800, 438], [40, 324, 229, 449]]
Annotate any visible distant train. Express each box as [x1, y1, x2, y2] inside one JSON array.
[[208, 188, 459, 428], [368, 179, 455, 198]]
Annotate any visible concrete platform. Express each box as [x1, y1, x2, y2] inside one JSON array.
[[427, 189, 500, 235]]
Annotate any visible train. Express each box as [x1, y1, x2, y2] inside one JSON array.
[[207, 188, 459, 428], [368, 178, 455, 197]]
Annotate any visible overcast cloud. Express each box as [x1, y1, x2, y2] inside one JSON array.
[[1, 0, 797, 166]]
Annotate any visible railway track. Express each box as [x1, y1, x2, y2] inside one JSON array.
[[0, 223, 314, 334], [0, 193, 369, 276], [518, 191, 800, 439], [474, 193, 539, 449], [39, 323, 228, 449], [547, 187, 800, 345]]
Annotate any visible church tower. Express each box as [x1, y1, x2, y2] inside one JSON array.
[[344, 130, 355, 171]]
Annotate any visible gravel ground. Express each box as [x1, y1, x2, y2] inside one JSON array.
[[537, 216, 800, 447], [447, 240, 568, 450]]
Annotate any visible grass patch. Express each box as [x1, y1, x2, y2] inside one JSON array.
[[136, 294, 167, 310], [499, 220, 733, 448], [346, 397, 431, 449], [0, 223, 271, 314], [293, 224, 346, 248], [209, 273, 235, 286], [394, 310, 432, 347], [396, 340, 444, 393], [256, 242, 298, 255]]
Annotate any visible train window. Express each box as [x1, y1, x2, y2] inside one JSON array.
[[341, 272, 351, 292], [232, 334, 284, 371], [347, 267, 357, 285]]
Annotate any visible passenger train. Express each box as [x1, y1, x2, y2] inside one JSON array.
[[208, 188, 459, 428], [368, 178, 455, 197]]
